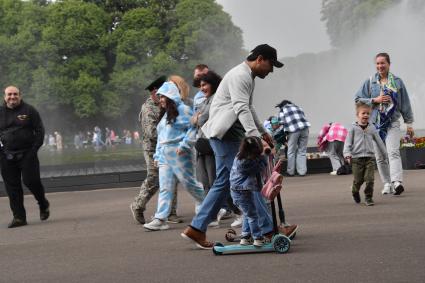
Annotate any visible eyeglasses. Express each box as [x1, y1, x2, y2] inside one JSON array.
[[6, 93, 19, 96]]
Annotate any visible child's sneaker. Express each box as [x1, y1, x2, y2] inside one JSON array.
[[352, 192, 361, 204], [365, 198, 375, 206], [253, 237, 265, 247], [143, 218, 169, 231], [240, 235, 253, 246]]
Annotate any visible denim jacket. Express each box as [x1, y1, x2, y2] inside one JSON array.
[[354, 73, 414, 125], [230, 155, 268, 191]]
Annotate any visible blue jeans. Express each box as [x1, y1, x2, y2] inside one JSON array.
[[287, 128, 309, 175], [231, 190, 262, 239], [190, 138, 273, 233]]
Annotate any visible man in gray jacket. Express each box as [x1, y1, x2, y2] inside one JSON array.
[[181, 44, 297, 249]]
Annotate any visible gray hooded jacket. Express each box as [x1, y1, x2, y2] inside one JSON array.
[[343, 122, 386, 159]]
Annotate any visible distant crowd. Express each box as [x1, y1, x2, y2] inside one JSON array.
[[42, 127, 142, 152]]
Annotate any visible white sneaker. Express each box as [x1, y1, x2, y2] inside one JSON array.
[[208, 220, 220, 228], [330, 171, 337, 176], [143, 218, 169, 231], [240, 237, 253, 246], [217, 208, 227, 222], [381, 183, 393, 195], [253, 238, 265, 247], [231, 215, 243, 228]]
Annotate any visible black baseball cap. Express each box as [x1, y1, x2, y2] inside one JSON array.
[[247, 44, 284, 68], [145, 76, 167, 91]]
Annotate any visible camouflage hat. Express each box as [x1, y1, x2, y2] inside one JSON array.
[[145, 76, 167, 91]]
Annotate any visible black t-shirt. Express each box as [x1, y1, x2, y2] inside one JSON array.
[[222, 119, 245, 142]]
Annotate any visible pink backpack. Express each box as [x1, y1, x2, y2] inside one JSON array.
[[261, 160, 284, 200]]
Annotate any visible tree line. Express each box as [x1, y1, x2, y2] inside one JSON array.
[[0, 0, 244, 131]]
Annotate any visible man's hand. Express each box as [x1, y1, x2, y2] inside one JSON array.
[[261, 132, 274, 148], [373, 95, 392, 104], [406, 126, 414, 138]]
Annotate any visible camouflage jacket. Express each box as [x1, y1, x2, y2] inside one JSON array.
[[139, 97, 161, 152]]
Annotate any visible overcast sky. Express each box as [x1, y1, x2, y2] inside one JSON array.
[[216, 0, 331, 57]]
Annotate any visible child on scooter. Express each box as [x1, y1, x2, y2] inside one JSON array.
[[230, 136, 268, 247]]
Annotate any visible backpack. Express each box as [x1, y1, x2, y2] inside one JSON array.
[[337, 163, 352, 175], [261, 159, 284, 200]]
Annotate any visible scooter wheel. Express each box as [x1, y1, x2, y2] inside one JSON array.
[[225, 229, 237, 242], [273, 235, 290, 254], [213, 242, 224, 255]]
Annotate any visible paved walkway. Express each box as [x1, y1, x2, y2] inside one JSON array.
[[1, 170, 424, 283]]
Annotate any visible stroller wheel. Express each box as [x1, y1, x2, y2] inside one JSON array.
[[225, 229, 238, 242], [273, 235, 291, 254]]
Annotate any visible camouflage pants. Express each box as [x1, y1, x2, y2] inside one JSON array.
[[132, 151, 178, 215]]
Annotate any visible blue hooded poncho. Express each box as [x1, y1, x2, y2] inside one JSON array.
[[153, 82, 195, 164]]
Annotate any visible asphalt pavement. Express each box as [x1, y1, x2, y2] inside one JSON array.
[[1, 170, 424, 283]]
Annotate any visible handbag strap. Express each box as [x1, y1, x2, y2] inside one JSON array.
[[273, 159, 283, 173]]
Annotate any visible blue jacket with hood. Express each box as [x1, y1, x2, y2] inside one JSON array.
[[153, 82, 195, 164]]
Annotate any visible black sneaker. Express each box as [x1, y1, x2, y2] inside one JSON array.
[[8, 218, 27, 228], [40, 200, 50, 221], [365, 198, 375, 206], [352, 192, 361, 204], [167, 214, 183, 224], [283, 172, 295, 177], [393, 184, 404, 196]]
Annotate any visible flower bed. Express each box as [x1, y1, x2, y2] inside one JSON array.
[[400, 136, 425, 169]]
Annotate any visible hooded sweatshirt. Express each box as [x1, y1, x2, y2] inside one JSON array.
[[343, 122, 386, 159], [153, 82, 195, 164]]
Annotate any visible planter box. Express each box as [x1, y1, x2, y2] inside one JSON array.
[[281, 157, 332, 174], [400, 147, 425, 170]]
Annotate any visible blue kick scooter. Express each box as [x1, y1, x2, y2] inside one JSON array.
[[212, 191, 291, 255], [224, 192, 297, 242]]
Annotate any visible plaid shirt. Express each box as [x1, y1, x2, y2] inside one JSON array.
[[317, 122, 348, 151], [278, 104, 310, 133]]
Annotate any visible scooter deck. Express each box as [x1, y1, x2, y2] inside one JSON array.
[[213, 242, 275, 255]]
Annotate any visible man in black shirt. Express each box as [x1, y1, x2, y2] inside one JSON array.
[[0, 86, 50, 228]]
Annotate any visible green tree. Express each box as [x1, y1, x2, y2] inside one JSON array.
[[0, 0, 244, 132], [321, 0, 401, 47]]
